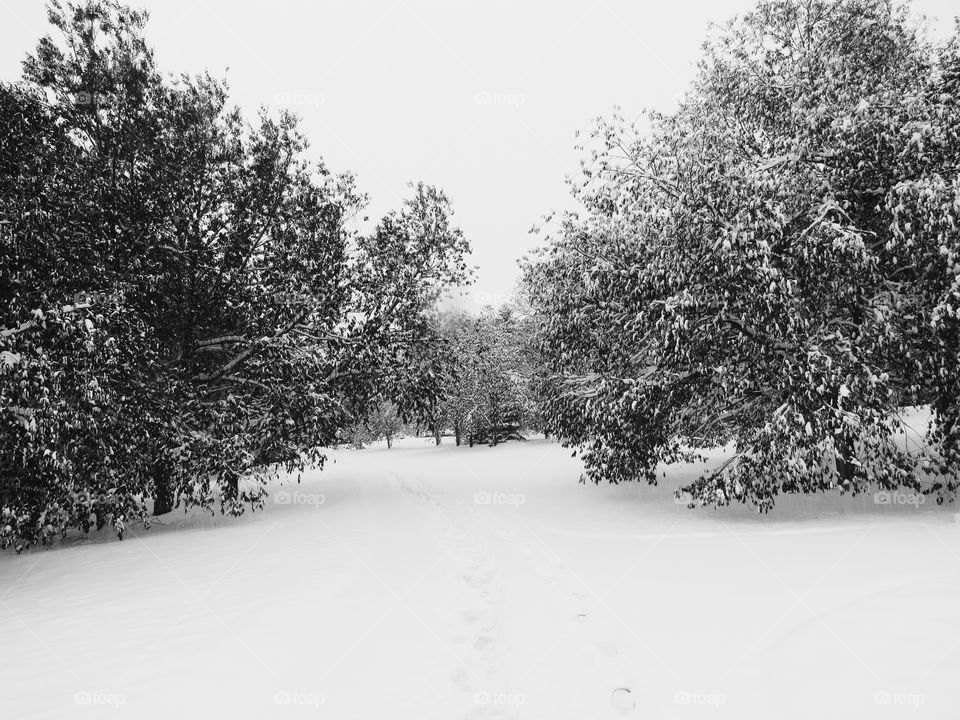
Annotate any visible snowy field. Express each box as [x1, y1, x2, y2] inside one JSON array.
[[2, 430, 959, 719]]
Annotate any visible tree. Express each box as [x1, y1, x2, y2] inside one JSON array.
[[436, 306, 532, 446], [367, 401, 403, 449], [0, 1, 471, 550], [524, 0, 960, 510], [1, 62, 163, 547]]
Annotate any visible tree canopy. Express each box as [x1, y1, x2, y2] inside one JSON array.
[[524, 0, 960, 510], [0, 0, 470, 550]]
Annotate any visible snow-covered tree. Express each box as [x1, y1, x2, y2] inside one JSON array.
[[524, 0, 960, 510], [0, 1, 470, 549], [366, 401, 403, 449], [435, 306, 533, 446]]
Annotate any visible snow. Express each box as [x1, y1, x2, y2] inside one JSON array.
[[2, 431, 959, 719]]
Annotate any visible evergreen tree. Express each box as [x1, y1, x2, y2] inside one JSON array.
[[0, 1, 470, 549]]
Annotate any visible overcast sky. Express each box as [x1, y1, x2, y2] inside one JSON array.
[[2, 0, 957, 308]]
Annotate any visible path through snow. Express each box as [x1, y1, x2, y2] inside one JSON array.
[[2, 436, 959, 718]]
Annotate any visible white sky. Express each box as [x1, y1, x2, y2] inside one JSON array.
[[2, 0, 957, 308]]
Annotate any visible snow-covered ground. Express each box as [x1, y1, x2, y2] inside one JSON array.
[[2, 431, 959, 719]]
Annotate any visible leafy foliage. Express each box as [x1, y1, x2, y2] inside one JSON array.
[[0, 1, 470, 549], [435, 305, 540, 446], [524, 0, 960, 510]]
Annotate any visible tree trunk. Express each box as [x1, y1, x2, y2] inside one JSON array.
[[224, 469, 240, 501], [386, 434, 393, 449], [432, 424, 442, 445], [152, 457, 174, 516], [454, 422, 461, 446], [835, 435, 858, 487]]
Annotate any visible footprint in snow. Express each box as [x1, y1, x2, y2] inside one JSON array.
[[611, 687, 636, 715], [596, 640, 619, 657]]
